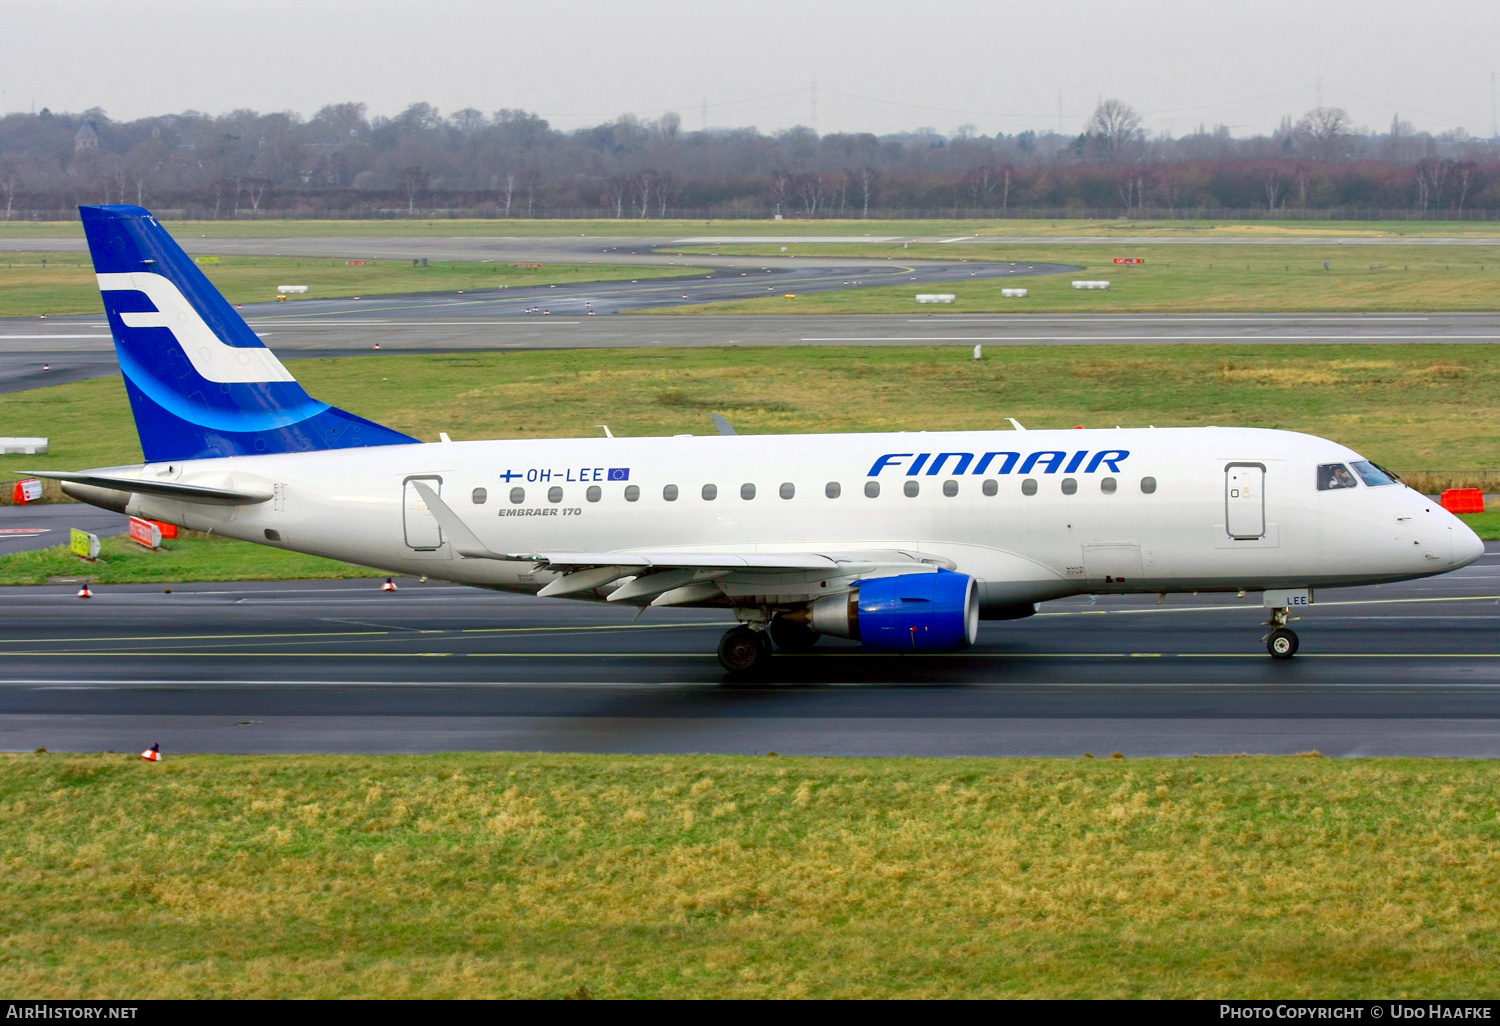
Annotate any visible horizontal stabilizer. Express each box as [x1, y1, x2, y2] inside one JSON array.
[[21, 470, 272, 506]]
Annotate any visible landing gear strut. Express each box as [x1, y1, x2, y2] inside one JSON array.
[[1262, 606, 1300, 659], [717, 625, 772, 675]]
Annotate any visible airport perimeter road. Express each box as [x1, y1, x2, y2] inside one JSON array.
[[5, 313, 1500, 392], [2, 543, 1497, 758]]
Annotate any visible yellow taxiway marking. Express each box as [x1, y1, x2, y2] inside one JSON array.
[[3, 650, 1498, 660], [0, 622, 731, 647], [0, 630, 390, 645]]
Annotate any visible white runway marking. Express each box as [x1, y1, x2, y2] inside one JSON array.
[[802, 335, 1500, 342]]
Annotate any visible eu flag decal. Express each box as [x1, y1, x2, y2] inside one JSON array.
[[608, 468, 630, 481]]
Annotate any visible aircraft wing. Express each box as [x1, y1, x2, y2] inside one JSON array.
[[408, 480, 948, 606]]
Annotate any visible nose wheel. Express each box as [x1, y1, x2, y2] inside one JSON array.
[[1262, 606, 1300, 659], [718, 625, 772, 675], [1266, 628, 1299, 659]]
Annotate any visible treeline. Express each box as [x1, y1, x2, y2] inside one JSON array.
[[3, 100, 1500, 220]]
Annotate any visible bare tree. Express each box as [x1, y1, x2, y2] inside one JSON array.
[[793, 171, 827, 215], [602, 175, 629, 218], [850, 166, 878, 218], [397, 165, 429, 213], [964, 166, 998, 208], [0, 161, 21, 219], [1086, 99, 1144, 164], [123, 138, 168, 206], [1454, 160, 1477, 212], [1414, 158, 1449, 210], [767, 169, 793, 215], [1264, 168, 1285, 210], [500, 170, 517, 217], [1295, 107, 1353, 161], [656, 170, 678, 217], [244, 174, 271, 213]]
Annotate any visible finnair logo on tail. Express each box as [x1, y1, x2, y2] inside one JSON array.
[[96, 272, 295, 385]]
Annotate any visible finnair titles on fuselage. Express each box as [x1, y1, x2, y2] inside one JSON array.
[[38, 206, 1485, 673]]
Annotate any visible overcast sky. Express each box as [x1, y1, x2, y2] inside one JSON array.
[[4, 0, 1497, 139]]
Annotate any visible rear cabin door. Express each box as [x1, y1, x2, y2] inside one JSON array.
[[403, 476, 444, 551], [1225, 463, 1266, 540]]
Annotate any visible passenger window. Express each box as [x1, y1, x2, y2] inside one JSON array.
[[471, 487, 488, 505], [1140, 477, 1157, 494], [509, 486, 525, 504], [1101, 477, 1117, 494], [1021, 478, 1038, 496], [663, 484, 679, 501], [904, 480, 920, 497], [548, 486, 563, 503], [702, 483, 717, 501], [586, 485, 601, 502], [982, 479, 998, 496], [1061, 477, 1077, 495], [942, 480, 958, 497], [1317, 463, 1360, 491], [780, 482, 795, 499], [624, 485, 640, 502], [865, 481, 880, 498], [741, 483, 755, 500], [826, 481, 841, 498], [1351, 460, 1398, 487]]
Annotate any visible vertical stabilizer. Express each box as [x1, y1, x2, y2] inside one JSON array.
[[80, 205, 419, 462]]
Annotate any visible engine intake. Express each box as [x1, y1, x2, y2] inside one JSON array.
[[808, 571, 979, 652]]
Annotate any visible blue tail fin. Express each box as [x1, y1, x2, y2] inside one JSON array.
[[79, 205, 419, 463]]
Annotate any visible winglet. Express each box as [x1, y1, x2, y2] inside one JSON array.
[[711, 413, 738, 436]]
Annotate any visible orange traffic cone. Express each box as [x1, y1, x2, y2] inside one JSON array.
[[77, 583, 92, 598], [141, 743, 160, 762], [373, 343, 381, 350], [381, 577, 397, 592]]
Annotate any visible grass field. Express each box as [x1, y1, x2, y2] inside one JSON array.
[[1, 751, 1497, 998], [0, 252, 696, 318], [5, 216, 1500, 239], [0, 530, 382, 586], [3, 345, 1496, 475], [653, 243, 1500, 313]]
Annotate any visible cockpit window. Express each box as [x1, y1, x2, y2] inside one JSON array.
[[1317, 463, 1360, 491], [1351, 460, 1399, 487]]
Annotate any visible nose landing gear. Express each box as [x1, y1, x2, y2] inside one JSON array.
[[1263, 606, 1300, 659]]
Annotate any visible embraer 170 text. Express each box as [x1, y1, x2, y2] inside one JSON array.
[[33, 206, 1486, 674]]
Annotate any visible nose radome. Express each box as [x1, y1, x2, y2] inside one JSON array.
[[1453, 522, 1485, 567]]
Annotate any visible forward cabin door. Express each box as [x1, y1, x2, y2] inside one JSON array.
[[403, 475, 445, 551], [1225, 463, 1266, 540]]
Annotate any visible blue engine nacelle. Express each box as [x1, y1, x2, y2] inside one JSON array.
[[808, 570, 979, 651]]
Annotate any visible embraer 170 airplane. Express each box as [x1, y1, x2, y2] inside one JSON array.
[[33, 206, 1486, 674]]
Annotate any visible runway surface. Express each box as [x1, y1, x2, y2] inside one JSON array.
[[2, 543, 1497, 757], [5, 312, 1500, 395], [0, 503, 127, 553]]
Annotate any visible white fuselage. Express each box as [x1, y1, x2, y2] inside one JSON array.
[[115, 425, 1484, 611]]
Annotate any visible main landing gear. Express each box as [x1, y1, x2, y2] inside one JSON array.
[[717, 625, 771, 674], [717, 614, 823, 675], [1263, 606, 1300, 660]]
